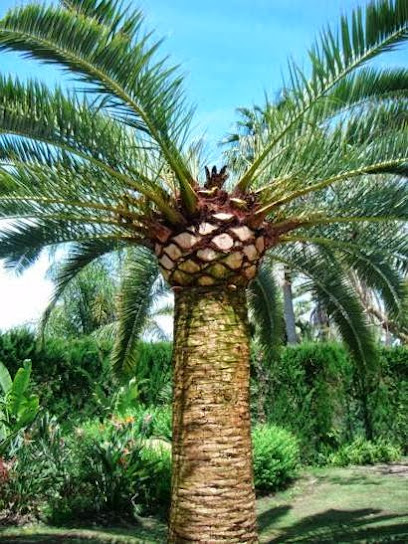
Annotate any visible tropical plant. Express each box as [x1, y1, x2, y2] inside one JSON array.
[[44, 250, 171, 355], [252, 424, 300, 494], [330, 437, 402, 466], [44, 258, 118, 338], [0, 1, 407, 540], [227, 107, 408, 349], [0, 360, 39, 454]]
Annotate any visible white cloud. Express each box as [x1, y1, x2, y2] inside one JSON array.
[[0, 255, 53, 331]]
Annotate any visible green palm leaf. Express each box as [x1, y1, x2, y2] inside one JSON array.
[[40, 238, 121, 333], [271, 244, 378, 373], [248, 265, 283, 360], [0, 1, 198, 212], [111, 248, 163, 379], [0, 362, 12, 396], [236, 0, 408, 190]]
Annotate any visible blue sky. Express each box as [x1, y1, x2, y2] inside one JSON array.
[[0, 0, 407, 329]]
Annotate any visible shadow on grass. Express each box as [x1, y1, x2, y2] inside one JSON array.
[[258, 505, 292, 534], [0, 536, 99, 543], [264, 508, 408, 543], [0, 524, 166, 544], [324, 474, 382, 486]]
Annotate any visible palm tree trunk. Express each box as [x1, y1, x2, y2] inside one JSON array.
[[169, 287, 258, 543], [282, 268, 298, 344]]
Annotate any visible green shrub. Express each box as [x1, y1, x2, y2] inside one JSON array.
[[140, 442, 171, 513], [48, 425, 150, 523], [0, 360, 40, 455], [0, 330, 114, 421], [255, 342, 354, 463], [330, 437, 402, 467], [253, 343, 408, 462], [371, 346, 408, 452], [134, 342, 172, 405], [0, 413, 70, 523], [0, 331, 174, 421], [252, 424, 299, 494], [44, 413, 172, 523], [0, 410, 173, 525]]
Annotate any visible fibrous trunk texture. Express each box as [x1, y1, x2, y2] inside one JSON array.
[[169, 287, 258, 543], [282, 267, 298, 344]]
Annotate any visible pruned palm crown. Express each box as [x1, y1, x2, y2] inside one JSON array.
[[153, 166, 273, 288], [0, 3, 407, 311]]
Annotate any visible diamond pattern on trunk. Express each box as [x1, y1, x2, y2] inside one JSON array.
[[255, 236, 265, 253], [208, 263, 229, 279], [155, 218, 268, 287], [224, 252, 244, 269], [179, 260, 201, 274], [160, 254, 175, 270], [164, 243, 182, 260], [198, 275, 215, 286], [213, 212, 234, 221], [230, 225, 254, 242], [173, 232, 200, 250], [212, 233, 234, 251], [198, 222, 218, 235], [197, 248, 219, 262], [243, 244, 258, 261]]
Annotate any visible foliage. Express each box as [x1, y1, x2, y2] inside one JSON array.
[[129, 342, 172, 406], [0, 1, 405, 389], [252, 424, 300, 495], [0, 360, 39, 454], [111, 248, 168, 379], [0, 411, 172, 525], [256, 342, 354, 462], [49, 424, 161, 522], [370, 345, 408, 448], [330, 437, 402, 466], [0, 329, 174, 422], [0, 413, 70, 523], [0, 329, 113, 421], [45, 250, 172, 382], [254, 342, 408, 462], [44, 258, 118, 338]]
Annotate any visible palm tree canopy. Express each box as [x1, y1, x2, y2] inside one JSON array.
[[0, 0, 407, 373]]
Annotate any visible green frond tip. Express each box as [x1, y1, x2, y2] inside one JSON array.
[[40, 238, 120, 336], [273, 244, 378, 374], [0, 1, 196, 203], [235, 0, 408, 192], [247, 265, 283, 362], [111, 248, 161, 380]]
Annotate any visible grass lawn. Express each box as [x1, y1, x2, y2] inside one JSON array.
[[1, 463, 407, 543]]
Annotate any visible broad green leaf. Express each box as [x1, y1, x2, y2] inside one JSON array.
[[8, 359, 32, 415], [0, 361, 12, 395]]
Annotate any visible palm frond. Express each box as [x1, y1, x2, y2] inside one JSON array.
[[0, 2, 198, 212], [256, 120, 408, 216], [247, 265, 283, 361], [0, 218, 126, 273], [281, 233, 406, 318], [236, 0, 408, 190], [270, 177, 408, 242], [270, 244, 378, 373], [0, 77, 183, 221], [40, 238, 121, 334], [111, 248, 161, 379]]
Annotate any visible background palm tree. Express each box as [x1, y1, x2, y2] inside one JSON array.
[[44, 249, 171, 346], [0, 1, 407, 541]]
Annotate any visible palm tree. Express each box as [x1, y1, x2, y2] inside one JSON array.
[[44, 258, 118, 337], [0, 1, 407, 541], [44, 249, 171, 346]]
